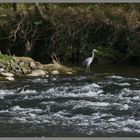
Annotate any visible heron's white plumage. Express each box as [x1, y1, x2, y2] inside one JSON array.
[[83, 49, 98, 72], [83, 57, 93, 66]]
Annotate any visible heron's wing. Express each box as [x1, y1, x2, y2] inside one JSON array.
[[82, 57, 91, 65]]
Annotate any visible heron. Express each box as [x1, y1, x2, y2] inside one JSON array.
[[83, 49, 98, 72]]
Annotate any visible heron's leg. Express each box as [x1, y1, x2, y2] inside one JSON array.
[[86, 65, 88, 72], [87, 65, 90, 72]]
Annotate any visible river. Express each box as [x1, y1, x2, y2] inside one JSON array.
[[0, 65, 140, 137]]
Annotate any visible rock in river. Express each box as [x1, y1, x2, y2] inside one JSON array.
[[66, 71, 73, 75], [51, 70, 59, 75], [5, 76, 15, 81], [1, 72, 14, 77], [27, 69, 47, 77], [29, 62, 36, 70], [0, 68, 5, 72]]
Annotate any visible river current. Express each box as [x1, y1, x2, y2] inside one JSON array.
[[0, 65, 140, 136]]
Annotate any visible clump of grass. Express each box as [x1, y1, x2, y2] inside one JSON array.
[[0, 52, 14, 63], [0, 52, 15, 70], [43, 53, 76, 74], [43, 63, 76, 74]]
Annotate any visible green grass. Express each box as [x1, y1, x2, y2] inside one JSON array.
[[0, 52, 14, 63]]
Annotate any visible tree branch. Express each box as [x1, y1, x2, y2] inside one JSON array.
[[35, 3, 48, 22]]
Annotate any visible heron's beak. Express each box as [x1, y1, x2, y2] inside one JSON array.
[[95, 50, 99, 53]]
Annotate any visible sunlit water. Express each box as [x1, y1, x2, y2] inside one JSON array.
[[0, 65, 140, 137]]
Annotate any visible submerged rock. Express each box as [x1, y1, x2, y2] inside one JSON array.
[[28, 69, 47, 77]]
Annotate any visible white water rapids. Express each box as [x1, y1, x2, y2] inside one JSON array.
[[0, 73, 140, 136]]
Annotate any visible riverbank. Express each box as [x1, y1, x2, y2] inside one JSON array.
[[0, 4, 139, 66], [0, 53, 76, 81]]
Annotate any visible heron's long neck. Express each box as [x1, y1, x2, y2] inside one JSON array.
[[92, 52, 94, 59]]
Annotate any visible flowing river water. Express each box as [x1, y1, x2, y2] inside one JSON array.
[[0, 65, 140, 137]]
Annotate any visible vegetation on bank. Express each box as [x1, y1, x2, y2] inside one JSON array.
[[0, 3, 140, 66], [0, 52, 76, 81]]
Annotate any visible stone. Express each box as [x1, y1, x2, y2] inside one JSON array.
[[19, 61, 25, 66], [45, 75, 49, 78], [66, 71, 73, 75], [51, 70, 59, 75], [5, 76, 15, 81], [14, 58, 21, 65], [21, 67, 28, 74], [51, 77, 57, 81], [0, 68, 5, 72], [35, 62, 44, 69], [1, 72, 14, 77], [45, 71, 49, 74], [29, 62, 36, 69], [0, 64, 4, 68], [13, 66, 22, 74], [28, 69, 46, 77], [0, 64, 5, 72]]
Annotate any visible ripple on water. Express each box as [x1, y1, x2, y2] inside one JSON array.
[[0, 74, 140, 136], [114, 83, 130, 86], [119, 88, 140, 99], [0, 89, 15, 99], [28, 83, 104, 99], [72, 100, 109, 110], [19, 89, 37, 94], [107, 75, 140, 81]]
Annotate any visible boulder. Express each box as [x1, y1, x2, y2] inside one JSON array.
[[1, 72, 14, 77], [28, 69, 46, 77], [51, 70, 59, 75]]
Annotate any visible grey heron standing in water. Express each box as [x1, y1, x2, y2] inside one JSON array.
[[83, 49, 98, 72]]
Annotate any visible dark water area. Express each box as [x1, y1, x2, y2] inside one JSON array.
[[0, 65, 140, 137]]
